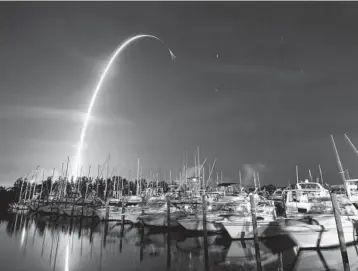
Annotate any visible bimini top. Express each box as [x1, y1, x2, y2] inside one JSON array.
[[217, 182, 239, 187]]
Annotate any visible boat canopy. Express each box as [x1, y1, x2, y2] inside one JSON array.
[[217, 182, 238, 187]]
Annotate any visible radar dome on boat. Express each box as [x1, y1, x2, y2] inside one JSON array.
[[305, 179, 309, 183]]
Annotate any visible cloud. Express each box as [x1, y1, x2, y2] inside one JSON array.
[[0, 104, 132, 126], [241, 163, 266, 186]]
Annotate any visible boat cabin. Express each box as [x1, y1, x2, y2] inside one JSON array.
[[296, 181, 325, 190], [345, 179, 358, 203], [284, 180, 331, 214]]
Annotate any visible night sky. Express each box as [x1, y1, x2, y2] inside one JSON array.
[[1, 2, 358, 186]]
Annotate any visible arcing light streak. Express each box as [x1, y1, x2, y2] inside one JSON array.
[[74, 34, 175, 178]]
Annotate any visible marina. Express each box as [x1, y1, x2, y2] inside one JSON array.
[[2, 138, 358, 270], [1, 2, 358, 270]]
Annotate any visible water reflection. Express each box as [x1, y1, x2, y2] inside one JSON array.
[[1, 213, 358, 270]]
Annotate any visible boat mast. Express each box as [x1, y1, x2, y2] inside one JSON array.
[[331, 135, 349, 199], [318, 165, 324, 184], [40, 169, 45, 199], [296, 165, 299, 183], [169, 169, 172, 185], [239, 170, 242, 188], [32, 166, 40, 200], [198, 147, 201, 190], [253, 172, 257, 190], [85, 165, 91, 199], [308, 169, 313, 182], [49, 168, 55, 197], [140, 166, 143, 194], [113, 168, 116, 198], [96, 165, 100, 197], [344, 133, 358, 157], [257, 172, 261, 189], [136, 158, 140, 196], [77, 166, 83, 193], [18, 174, 27, 203], [64, 157, 70, 197], [59, 162, 64, 199], [104, 154, 110, 200]]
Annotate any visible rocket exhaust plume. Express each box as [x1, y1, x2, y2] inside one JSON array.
[[73, 34, 175, 178]]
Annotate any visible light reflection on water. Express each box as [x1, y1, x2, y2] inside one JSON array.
[[1, 213, 358, 271]]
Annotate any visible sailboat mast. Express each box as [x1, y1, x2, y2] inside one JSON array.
[[136, 158, 140, 196], [331, 135, 349, 198], [239, 170, 242, 187], [104, 154, 110, 200], [308, 169, 313, 182], [344, 133, 358, 156], [49, 168, 55, 197], [64, 157, 70, 197], [40, 169, 45, 199], [85, 165, 91, 199], [18, 175, 26, 203], [296, 165, 299, 183], [32, 166, 40, 199], [318, 165, 324, 184], [253, 172, 257, 189], [197, 147, 201, 189], [95, 165, 99, 197]]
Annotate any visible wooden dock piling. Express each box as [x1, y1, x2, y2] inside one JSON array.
[[331, 192, 350, 271], [121, 196, 126, 228], [166, 195, 171, 269], [166, 195, 171, 229], [105, 198, 109, 221], [202, 193, 210, 271], [141, 195, 145, 215], [119, 196, 125, 253], [250, 194, 262, 271]]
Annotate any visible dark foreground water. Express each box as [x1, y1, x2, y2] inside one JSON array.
[[1, 213, 358, 271]]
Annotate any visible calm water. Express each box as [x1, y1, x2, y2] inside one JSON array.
[[1, 213, 358, 271]]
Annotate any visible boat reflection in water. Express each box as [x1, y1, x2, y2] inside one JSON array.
[[1, 213, 358, 271]]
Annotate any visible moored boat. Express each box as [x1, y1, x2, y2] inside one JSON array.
[[281, 196, 358, 248]]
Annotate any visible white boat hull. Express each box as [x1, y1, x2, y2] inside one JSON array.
[[282, 216, 358, 248], [95, 207, 141, 223], [178, 218, 223, 232], [140, 211, 186, 227], [63, 206, 95, 217], [220, 216, 280, 240]]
